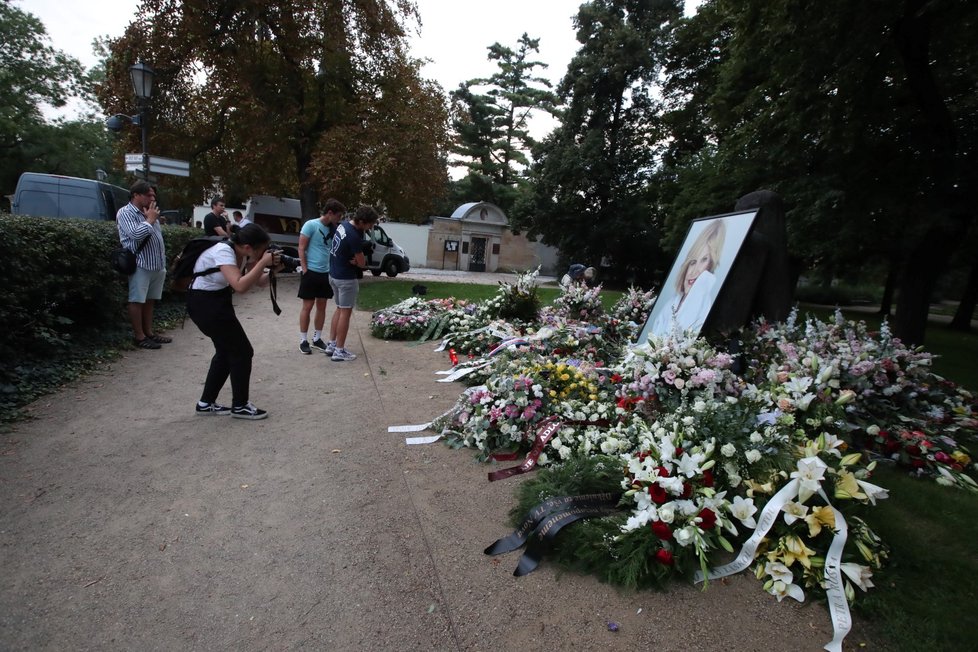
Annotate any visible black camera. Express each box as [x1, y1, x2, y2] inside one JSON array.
[[267, 245, 301, 273]]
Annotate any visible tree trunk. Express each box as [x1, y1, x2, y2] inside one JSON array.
[[294, 147, 319, 220], [949, 258, 978, 331], [877, 259, 898, 318], [890, 1, 974, 345]]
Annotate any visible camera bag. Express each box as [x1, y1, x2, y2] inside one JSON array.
[[109, 235, 151, 275]]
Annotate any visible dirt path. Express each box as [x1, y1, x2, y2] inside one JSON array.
[[0, 275, 877, 651]]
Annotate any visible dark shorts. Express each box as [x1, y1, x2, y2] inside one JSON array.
[[297, 269, 333, 300]]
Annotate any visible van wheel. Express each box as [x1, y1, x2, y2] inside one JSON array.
[[384, 259, 399, 278], [370, 269, 382, 277]]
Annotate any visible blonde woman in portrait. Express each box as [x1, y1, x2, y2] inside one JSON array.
[[653, 219, 727, 336]]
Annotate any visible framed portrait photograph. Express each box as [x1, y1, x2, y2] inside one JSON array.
[[635, 209, 760, 346]]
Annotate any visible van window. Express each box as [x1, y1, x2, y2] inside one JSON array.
[[17, 190, 59, 217], [58, 183, 102, 219], [368, 226, 391, 246]]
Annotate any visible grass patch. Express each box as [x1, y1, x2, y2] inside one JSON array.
[[851, 465, 978, 651], [358, 278, 623, 313]]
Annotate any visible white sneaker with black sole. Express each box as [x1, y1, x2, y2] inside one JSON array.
[[231, 402, 268, 420], [331, 348, 357, 362]]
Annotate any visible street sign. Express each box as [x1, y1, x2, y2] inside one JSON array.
[[125, 153, 191, 177]]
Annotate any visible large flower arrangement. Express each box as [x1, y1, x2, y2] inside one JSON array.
[[376, 275, 978, 636]]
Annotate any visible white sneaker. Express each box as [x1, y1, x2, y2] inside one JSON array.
[[324, 340, 336, 355], [331, 348, 357, 362]]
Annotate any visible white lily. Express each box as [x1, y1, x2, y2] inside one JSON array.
[[730, 495, 758, 528], [855, 479, 890, 505], [765, 560, 794, 584], [781, 500, 809, 525], [769, 579, 806, 603], [790, 456, 828, 503], [840, 562, 875, 591]]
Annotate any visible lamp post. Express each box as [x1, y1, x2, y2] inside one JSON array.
[[106, 61, 155, 179], [129, 62, 155, 179]]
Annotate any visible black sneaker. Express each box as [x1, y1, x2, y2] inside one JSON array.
[[231, 402, 268, 420], [196, 402, 231, 416], [299, 340, 312, 355], [311, 338, 328, 353]]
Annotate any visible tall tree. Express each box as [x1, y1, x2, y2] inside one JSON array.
[[516, 0, 682, 285], [97, 0, 449, 221], [451, 33, 556, 212], [659, 0, 978, 344], [0, 0, 105, 197]]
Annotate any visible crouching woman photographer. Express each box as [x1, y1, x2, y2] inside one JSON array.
[[187, 224, 282, 420]]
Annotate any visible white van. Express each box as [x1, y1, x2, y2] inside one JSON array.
[[364, 223, 411, 277], [11, 172, 130, 221]]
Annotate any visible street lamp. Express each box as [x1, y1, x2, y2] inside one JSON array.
[[105, 61, 155, 179]]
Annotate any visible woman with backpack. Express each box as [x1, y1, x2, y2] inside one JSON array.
[[186, 223, 282, 420]]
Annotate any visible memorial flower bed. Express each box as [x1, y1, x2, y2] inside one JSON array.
[[374, 270, 978, 648]]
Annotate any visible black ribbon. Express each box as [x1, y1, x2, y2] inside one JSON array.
[[514, 504, 619, 577], [484, 492, 620, 556]]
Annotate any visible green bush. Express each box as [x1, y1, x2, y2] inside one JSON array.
[[0, 214, 204, 423]]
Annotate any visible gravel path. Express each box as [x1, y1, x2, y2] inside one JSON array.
[[0, 274, 876, 651]]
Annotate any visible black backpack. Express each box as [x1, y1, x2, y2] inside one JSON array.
[[169, 236, 227, 292]]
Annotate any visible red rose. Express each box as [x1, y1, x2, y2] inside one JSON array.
[[611, 374, 623, 383], [883, 440, 900, 455], [651, 521, 673, 541], [910, 458, 926, 469], [675, 446, 684, 457], [934, 451, 951, 464], [655, 548, 674, 565], [906, 445, 922, 456], [656, 466, 670, 478], [702, 470, 715, 488], [682, 483, 693, 498], [698, 508, 717, 530], [648, 484, 668, 504]]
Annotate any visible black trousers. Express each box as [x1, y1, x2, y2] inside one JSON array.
[[187, 287, 254, 407]]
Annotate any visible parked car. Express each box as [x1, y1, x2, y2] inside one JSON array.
[[10, 172, 130, 221]]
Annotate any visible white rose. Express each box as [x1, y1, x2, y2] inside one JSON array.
[[721, 443, 737, 458], [657, 503, 676, 524], [745, 449, 762, 464]]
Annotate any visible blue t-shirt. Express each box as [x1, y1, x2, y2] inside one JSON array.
[[300, 219, 334, 273], [329, 220, 363, 280]]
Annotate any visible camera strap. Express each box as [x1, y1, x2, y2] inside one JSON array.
[[268, 271, 282, 315]]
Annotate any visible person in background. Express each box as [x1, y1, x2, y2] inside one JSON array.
[[560, 263, 587, 289], [326, 206, 380, 361], [203, 196, 230, 237], [230, 210, 252, 233], [297, 198, 345, 355], [116, 180, 170, 350], [186, 224, 283, 420], [583, 266, 597, 287]]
